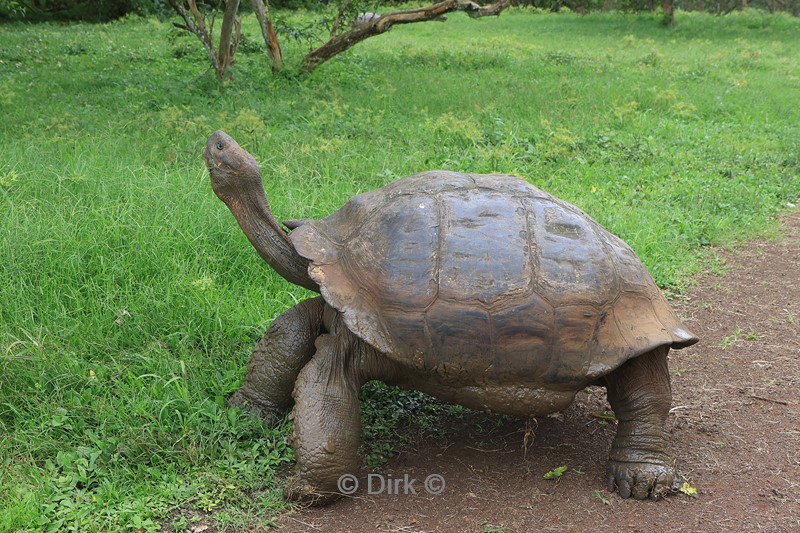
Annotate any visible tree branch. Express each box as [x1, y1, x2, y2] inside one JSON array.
[[167, 0, 220, 74], [168, 0, 242, 80], [300, 0, 511, 73], [329, 0, 351, 38]]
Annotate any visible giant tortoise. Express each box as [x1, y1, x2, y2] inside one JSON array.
[[203, 130, 698, 504]]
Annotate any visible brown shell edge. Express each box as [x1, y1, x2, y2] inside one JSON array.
[[290, 223, 397, 354]]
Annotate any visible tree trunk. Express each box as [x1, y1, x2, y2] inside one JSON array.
[[662, 0, 675, 24], [218, 0, 241, 77], [251, 0, 284, 72], [300, 0, 512, 73], [168, 0, 242, 80]]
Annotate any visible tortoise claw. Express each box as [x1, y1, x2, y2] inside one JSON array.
[[283, 475, 342, 506], [607, 460, 680, 500], [226, 390, 283, 427]]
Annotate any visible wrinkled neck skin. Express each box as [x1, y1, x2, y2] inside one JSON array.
[[225, 188, 320, 293]]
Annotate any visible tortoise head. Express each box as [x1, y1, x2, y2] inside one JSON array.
[[202, 130, 320, 292], [204, 130, 262, 206]]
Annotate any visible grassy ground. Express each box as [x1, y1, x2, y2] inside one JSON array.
[[0, 8, 798, 531]]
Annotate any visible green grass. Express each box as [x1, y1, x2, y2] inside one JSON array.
[[1, 8, 799, 531]]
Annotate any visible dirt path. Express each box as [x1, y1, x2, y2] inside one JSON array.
[[278, 212, 800, 533]]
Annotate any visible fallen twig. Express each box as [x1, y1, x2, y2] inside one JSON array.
[[748, 394, 790, 406]]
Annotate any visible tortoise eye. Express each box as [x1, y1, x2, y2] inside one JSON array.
[[215, 141, 224, 150]]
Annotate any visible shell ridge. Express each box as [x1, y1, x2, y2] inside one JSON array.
[[521, 193, 538, 303], [587, 216, 621, 376], [432, 194, 445, 308], [487, 311, 496, 364]]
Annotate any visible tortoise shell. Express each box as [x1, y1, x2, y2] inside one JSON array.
[[290, 172, 697, 388]]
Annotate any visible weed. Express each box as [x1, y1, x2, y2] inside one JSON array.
[[593, 490, 613, 506], [543, 50, 579, 65], [720, 327, 761, 350], [679, 481, 699, 497], [721, 327, 744, 349], [744, 329, 760, 341], [544, 465, 569, 479]]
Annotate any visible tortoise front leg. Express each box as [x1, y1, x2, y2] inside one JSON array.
[[603, 345, 681, 500], [228, 296, 326, 426], [284, 324, 368, 505]]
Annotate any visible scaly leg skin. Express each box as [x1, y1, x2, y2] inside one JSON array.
[[604, 345, 682, 500], [228, 296, 326, 426], [284, 324, 365, 505]]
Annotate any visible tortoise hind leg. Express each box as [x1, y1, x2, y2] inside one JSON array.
[[228, 296, 326, 426], [603, 344, 682, 499]]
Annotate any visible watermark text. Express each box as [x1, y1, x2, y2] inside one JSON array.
[[337, 473, 445, 496]]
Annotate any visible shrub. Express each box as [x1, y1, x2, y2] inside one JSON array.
[[5, 0, 170, 21]]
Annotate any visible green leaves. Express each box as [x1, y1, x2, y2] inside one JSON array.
[[593, 490, 613, 506], [679, 481, 699, 497], [543, 465, 569, 480]]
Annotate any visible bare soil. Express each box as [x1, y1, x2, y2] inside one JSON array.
[[277, 211, 800, 533]]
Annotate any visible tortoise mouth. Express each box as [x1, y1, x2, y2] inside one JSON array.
[[202, 145, 213, 170]]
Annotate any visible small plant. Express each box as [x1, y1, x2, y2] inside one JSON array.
[[543, 465, 569, 480], [593, 490, 613, 506], [721, 327, 743, 349], [744, 329, 760, 341], [195, 482, 240, 512], [637, 50, 662, 67], [522, 418, 537, 458], [543, 50, 578, 65], [679, 481, 698, 497], [722, 328, 761, 344]]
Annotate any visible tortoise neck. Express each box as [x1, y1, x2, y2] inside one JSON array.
[[229, 191, 320, 293]]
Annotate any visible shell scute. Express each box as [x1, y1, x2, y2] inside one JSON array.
[[437, 190, 532, 304], [531, 200, 619, 308]]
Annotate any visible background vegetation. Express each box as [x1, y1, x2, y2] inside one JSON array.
[[0, 8, 799, 531], [2, 0, 799, 21]]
